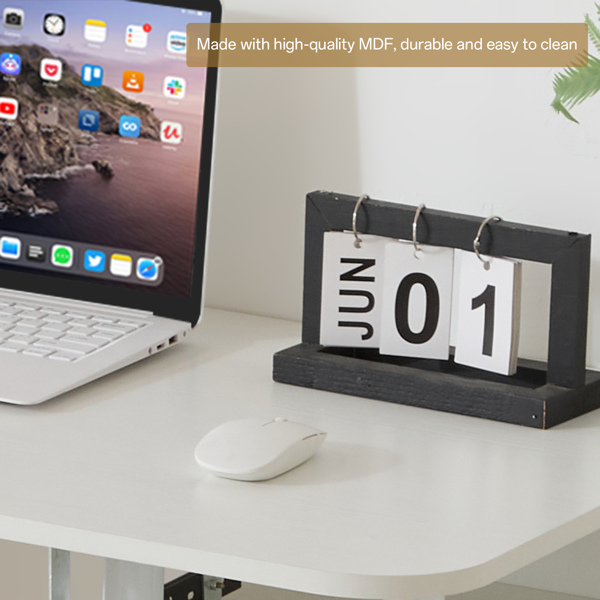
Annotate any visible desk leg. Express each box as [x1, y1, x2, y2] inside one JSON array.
[[49, 549, 70, 600], [103, 558, 164, 600]]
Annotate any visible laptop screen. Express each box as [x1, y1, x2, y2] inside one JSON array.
[[0, 0, 216, 302]]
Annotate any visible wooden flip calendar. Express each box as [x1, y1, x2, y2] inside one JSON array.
[[273, 191, 600, 429]]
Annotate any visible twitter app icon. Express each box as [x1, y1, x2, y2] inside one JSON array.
[[84, 250, 106, 273]]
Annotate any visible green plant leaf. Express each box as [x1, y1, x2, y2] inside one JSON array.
[[552, 54, 600, 123], [586, 11, 600, 53]]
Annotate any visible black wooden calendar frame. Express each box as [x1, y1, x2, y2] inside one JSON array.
[[273, 191, 600, 429]]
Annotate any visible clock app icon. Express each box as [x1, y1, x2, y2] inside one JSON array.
[[44, 14, 65, 36]]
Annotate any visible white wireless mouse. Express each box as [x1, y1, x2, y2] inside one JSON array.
[[194, 418, 327, 481]]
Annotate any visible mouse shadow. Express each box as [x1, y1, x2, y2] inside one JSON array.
[[261, 441, 401, 486]]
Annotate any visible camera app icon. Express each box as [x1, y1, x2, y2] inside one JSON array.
[[3, 8, 24, 30]]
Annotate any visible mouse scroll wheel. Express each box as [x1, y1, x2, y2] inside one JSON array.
[[262, 417, 287, 426]]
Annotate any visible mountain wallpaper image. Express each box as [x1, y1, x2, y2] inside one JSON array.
[[0, 0, 212, 298], [0, 44, 161, 217]]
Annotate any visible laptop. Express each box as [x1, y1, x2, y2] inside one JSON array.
[[0, 0, 221, 404]]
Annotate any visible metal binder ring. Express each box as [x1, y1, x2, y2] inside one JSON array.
[[474, 215, 502, 270], [352, 195, 369, 248], [412, 203, 426, 257]]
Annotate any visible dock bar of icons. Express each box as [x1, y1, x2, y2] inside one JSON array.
[[0, 233, 164, 287]]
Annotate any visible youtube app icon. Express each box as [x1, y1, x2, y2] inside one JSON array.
[[0, 98, 18, 120]]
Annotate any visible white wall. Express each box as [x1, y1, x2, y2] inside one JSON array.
[[205, 0, 600, 368], [202, 0, 600, 596]]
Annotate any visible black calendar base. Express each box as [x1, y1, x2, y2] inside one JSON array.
[[273, 343, 600, 429]]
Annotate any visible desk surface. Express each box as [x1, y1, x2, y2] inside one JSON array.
[[1, 309, 600, 600]]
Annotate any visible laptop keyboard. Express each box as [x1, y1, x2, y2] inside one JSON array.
[[0, 297, 149, 362]]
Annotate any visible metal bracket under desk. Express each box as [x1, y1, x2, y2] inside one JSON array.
[[49, 549, 243, 600]]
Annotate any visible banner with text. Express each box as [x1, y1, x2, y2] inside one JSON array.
[[186, 23, 588, 68]]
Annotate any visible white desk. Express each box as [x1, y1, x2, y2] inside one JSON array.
[[1, 309, 600, 600]]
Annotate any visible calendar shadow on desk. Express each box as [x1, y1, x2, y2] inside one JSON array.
[[273, 344, 600, 430]]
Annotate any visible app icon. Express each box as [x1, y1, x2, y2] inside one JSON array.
[[0, 98, 18, 120], [84, 19, 107, 43], [163, 76, 186, 99], [167, 31, 186, 54], [122, 70, 144, 93], [110, 254, 133, 278], [3, 8, 24, 30], [0, 53, 21, 76], [126, 24, 151, 49], [52, 245, 74, 268], [160, 121, 183, 145], [38, 103, 59, 126], [26, 243, 46, 263], [78, 109, 100, 132], [40, 58, 62, 82], [137, 257, 162, 282], [0, 237, 21, 260], [119, 115, 141, 138], [84, 250, 106, 273], [44, 14, 65, 36], [81, 64, 103, 87]]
